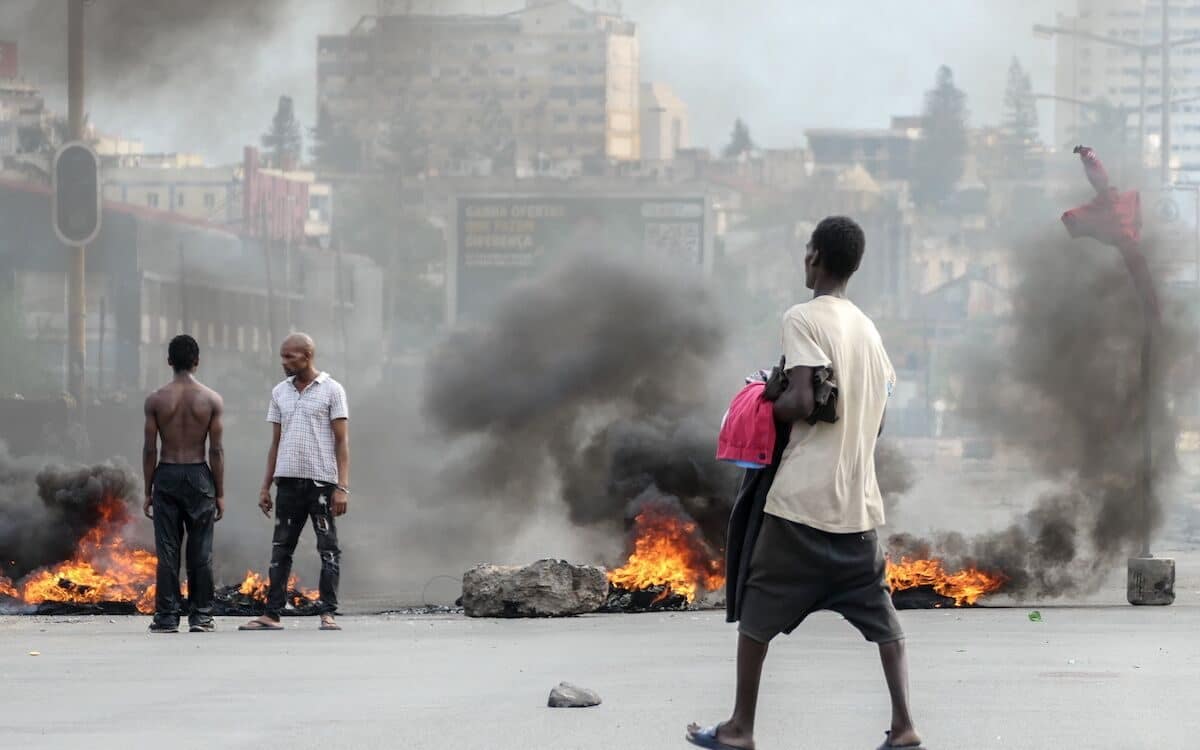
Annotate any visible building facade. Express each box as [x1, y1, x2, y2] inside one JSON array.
[[805, 116, 922, 184], [640, 82, 689, 161], [317, 0, 641, 177], [100, 147, 332, 243], [1053, 0, 1200, 177], [0, 179, 381, 403]]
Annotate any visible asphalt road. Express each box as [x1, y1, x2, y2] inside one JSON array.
[[1, 585, 1197, 750]]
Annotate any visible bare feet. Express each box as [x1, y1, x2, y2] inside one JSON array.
[[685, 721, 754, 750]]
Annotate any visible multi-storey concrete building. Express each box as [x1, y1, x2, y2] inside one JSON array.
[[100, 148, 332, 242], [640, 82, 689, 161], [1052, 0, 1200, 177], [317, 0, 640, 178]]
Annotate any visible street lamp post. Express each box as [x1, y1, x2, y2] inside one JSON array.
[[1034, 13, 1200, 183]]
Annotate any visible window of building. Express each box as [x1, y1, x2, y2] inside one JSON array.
[[204, 193, 216, 209], [147, 192, 159, 208], [176, 192, 185, 208]]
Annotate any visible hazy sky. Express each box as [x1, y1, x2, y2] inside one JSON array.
[[0, 0, 1074, 163]]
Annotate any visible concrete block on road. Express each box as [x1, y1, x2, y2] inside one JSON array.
[[1127, 556, 1175, 605]]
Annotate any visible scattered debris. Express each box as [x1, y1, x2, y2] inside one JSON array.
[[1028, 611, 1042, 622], [599, 584, 689, 613], [211, 583, 320, 617], [548, 682, 601, 708], [890, 585, 961, 610]]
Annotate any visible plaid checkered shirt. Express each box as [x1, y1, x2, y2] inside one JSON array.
[[267, 372, 349, 485]]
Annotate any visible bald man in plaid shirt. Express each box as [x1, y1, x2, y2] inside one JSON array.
[[240, 333, 350, 632]]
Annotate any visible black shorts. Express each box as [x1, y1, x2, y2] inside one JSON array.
[[738, 514, 904, 644]]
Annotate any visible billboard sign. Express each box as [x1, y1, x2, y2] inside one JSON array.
[[449, 194, 709, 322]]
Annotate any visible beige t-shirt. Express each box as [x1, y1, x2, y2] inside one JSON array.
[[765, 296, 895, 533]]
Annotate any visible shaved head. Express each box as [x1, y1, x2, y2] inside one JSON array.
[[282, 333, 315, 357], [279, 333, 317, 378]]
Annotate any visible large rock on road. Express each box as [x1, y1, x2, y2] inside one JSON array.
[[461, 559, 608, 618]]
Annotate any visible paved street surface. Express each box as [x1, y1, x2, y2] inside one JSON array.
[[2, 573, 1198, 750]]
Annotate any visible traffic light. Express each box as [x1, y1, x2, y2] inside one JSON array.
[[52, 141, 101, 246]]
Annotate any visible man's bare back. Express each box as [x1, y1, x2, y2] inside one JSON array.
[[146, 378, 221, 463], [143, 373, 225, 520]]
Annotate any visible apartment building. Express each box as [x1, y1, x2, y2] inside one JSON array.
[[1053, 0, 1200, 176], [317, 0, 641, 177], [640, 82, 690, 161]]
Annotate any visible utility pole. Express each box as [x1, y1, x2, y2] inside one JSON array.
[[1163, 0, 1172, 185], [1139, 49, 1149, 175], [67, 0, 86, 412]]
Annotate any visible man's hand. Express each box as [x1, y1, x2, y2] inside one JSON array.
[[259, 487, 273, 518], [332, 488, 349, 517], [762, 355, 788, 402], [215, 496, 225, 522], [143, 495, 153, 519]]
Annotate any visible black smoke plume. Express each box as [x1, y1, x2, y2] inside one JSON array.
[[423, 253, 739, 553], [0, 448, 141, 578], [894, 228, 1198, 598]]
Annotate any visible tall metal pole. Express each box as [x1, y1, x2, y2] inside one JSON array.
[[1139, 50, 1149, 175], [1163, 0, 1172, 184], [67, 0, 86, 412]]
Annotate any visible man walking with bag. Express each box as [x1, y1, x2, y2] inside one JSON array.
[[687, 216, 923, 750]]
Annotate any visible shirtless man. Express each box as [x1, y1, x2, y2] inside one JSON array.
[[143, 334, 225, 634]]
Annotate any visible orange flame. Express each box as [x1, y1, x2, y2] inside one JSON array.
[[607, 503, 724, 604], [237, 570, 319, 603], [1, 496, 316, 613], [886, 557, 1008, 606]]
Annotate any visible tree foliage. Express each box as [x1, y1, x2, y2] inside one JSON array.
[[913, 66, 969, 208], [262, 95, 303, 169], [723, 118, 755, 159]]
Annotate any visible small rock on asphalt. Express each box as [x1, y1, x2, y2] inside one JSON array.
[[547, 682, 601, 708]]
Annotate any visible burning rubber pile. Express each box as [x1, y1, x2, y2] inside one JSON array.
[[0, 458, 318, 616], [602, 497, 725, 612]]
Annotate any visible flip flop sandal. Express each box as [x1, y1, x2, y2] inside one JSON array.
[[319, 617, 342, 631], [238, 619, 284, 631], [686, 725, 744, 750]]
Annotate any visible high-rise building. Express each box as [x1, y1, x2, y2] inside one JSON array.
[[317, 0, 640, 178], [640, 82, 689, 161], [1052, 0, 1200, 177]]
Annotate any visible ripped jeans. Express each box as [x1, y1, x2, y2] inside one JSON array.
[[266, 478, 340, 619]]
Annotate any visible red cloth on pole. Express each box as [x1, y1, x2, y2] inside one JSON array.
[[1060, 147, 1160, 319]]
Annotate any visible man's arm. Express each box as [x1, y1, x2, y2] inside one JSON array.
[[770, 366, 816, 424], [142, 396, 159, 519], [260, 422, 281, 517], [331, 418, 350, 517], [208, 393, 225, 521]]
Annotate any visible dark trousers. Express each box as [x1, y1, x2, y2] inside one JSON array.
[[266, 478, 340, 619], [152, 463, 216, 627]]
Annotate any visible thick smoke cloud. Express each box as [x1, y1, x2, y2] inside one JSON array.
[[423, 253, 739, 552], [0, 0, 372, 159], [0, 447, 141, 577], [894, 228, 1199, 598]]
